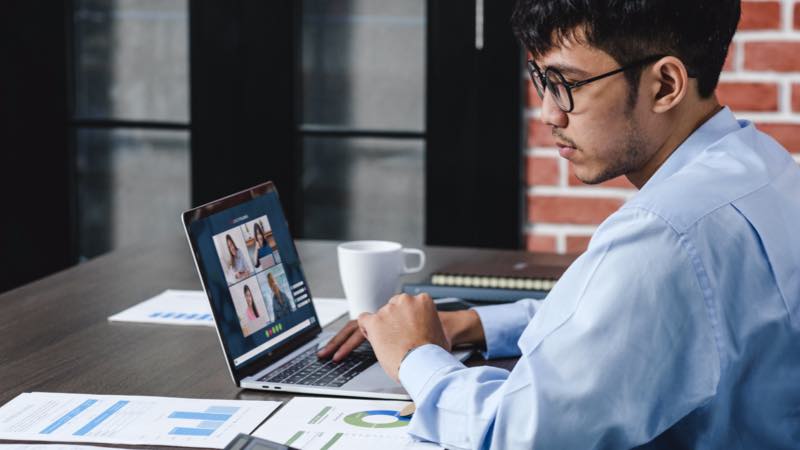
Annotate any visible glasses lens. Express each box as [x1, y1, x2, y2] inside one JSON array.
[[545, 70, 571, 111], [527, 62, 545, 99]]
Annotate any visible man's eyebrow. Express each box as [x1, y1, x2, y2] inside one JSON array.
[[544, 63, 590, 78]]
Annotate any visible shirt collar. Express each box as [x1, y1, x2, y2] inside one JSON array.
[[640, 106, 744, 192]]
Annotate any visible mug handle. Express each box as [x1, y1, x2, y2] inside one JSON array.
[[402, 248, 426, 274]]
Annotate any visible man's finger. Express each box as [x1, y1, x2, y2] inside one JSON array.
[[332, 330, 366, 362], [357, 312, 375, 338], [415, 292, 432, 304], [317, 320, 357, 357]]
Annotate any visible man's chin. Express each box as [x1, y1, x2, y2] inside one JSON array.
[[573, 166, 606, 185]]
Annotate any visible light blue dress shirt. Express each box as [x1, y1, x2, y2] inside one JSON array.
[[398, 107, 800, 450]]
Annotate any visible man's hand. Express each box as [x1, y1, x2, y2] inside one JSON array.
[[317, 297, 486, 364], [316, 319, 367, 363], [356, 293, 449, 381]]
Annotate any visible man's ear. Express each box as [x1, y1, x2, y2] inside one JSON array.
[[648, 56, 689, 113]]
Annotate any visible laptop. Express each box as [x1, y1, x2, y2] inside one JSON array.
[[182, 181, 470, 400]]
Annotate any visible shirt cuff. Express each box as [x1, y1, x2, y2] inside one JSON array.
[[473, 301, 538, 359], [398, 344, 466, 400]]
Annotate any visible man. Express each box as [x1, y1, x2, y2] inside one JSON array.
[[318, 1, 800, 448], [266, 272, 293, 320]]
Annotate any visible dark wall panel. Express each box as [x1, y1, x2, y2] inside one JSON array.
[[0, 1, 72, 292], [426, 0, 524, 249], [190, 0, 299, 224]]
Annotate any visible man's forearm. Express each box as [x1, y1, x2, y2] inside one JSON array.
[[440, 310, 486, 348]]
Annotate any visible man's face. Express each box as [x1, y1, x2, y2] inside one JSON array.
[[535, 39, 655, 184], [268, 277, 278, 293]]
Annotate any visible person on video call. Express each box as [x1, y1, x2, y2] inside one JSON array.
[[251, 222, 274, 269], [266, 272, 293, 321], [318, 1, 800, 448], [225, 234, 250, 280], [243, 285, 261, 321]]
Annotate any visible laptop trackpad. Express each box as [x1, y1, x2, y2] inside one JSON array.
[[342, 363, 406, 395], [341, 348, 473, 396]]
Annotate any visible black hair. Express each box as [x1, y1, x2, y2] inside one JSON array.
[[244, 284, 259, 318], [225, 234, 237, 259], [253, 222, 267, 245], [511, 0, 741, 99]]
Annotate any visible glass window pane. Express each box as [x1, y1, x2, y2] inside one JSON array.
[[76, 128, 190, 259], [301, 137, 424, 245], [73, 0, 189, 122], [301, 0, 425, 131]]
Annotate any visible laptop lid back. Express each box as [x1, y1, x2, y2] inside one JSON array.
[[182, 181, 322, 384]]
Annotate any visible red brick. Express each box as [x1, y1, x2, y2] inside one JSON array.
[[744, 42, 800, 72], [716, 82, 779, 112], [722, 42, 736, 72], [756, 123, 800, 153], [526, 156, 559, 186], [568, 165, 636, 189], [528, 195, 624, 225], [739, 1, 781, 30], [526, 234, 557, 252], [527, 79, 543, 108], [793, 83, 800, 112], [528, 119, 555, 147], [795, 2, 800, 30], [566, 235, 592, 254]]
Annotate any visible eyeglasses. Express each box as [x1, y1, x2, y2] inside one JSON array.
[[527, 55, 666, 113]]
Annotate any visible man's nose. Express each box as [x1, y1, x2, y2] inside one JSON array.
[[540, 90, 568, 129]]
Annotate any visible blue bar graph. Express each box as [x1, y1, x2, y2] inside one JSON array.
[[171, 427, 215, 436], [168, 406, 240, 437], [206, 406, 239, 414], [148, 311, 212, 321], [40, 399, 98, 434], [74, 400, 129, 436], [168, 412, 232, 421]]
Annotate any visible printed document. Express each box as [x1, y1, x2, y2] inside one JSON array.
[[0, 392, 280, 448], [253, 397, 442, 450], [109, 289, 347, 328], [0, 446, 127, 450], [109, 290, 214, 327]]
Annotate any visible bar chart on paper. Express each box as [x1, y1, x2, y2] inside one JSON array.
[[0, 392, 280, 448], [253, 397, 442, 450]]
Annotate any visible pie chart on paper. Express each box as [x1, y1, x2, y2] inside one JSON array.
[[343, 410, 410, 428]]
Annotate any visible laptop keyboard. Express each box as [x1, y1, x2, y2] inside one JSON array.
[[259, 342, 377, 388]]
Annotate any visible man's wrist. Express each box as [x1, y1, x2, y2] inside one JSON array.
[[447, 309, 486, 347], [401, 344, 427, 365]]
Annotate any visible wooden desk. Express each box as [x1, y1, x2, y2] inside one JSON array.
[[0, 239, 518, 444]]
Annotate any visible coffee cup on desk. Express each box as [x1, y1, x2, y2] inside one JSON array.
[[337, 240, 426, 319]]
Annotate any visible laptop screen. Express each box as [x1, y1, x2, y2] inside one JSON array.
[[185, 183, 320, 371]]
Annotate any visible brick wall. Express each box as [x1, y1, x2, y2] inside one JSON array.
[[524, 0, 800, 254]]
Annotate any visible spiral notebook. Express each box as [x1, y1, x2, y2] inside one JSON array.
[[403, 252, 576, 303]]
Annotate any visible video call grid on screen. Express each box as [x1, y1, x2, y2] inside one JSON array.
[[189, 190, 317, 368], [212, 217, 297, 338]]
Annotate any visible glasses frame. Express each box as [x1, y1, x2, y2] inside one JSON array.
[[527, 54, 667, 113]]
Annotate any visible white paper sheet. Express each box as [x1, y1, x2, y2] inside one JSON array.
[[108, 290, 213, 326], [309, 298, 349, 328], [108, 290, 348, 329], [0, 392, 281, 449], [0, 446, 129, 450], [252, 397, 442, 450]]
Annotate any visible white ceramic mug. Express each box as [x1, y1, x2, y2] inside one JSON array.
[[337, 240, 426, 318]]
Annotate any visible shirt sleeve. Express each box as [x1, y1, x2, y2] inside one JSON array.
[[398, 207, 721, 450], [472, 299, 541, 359]]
